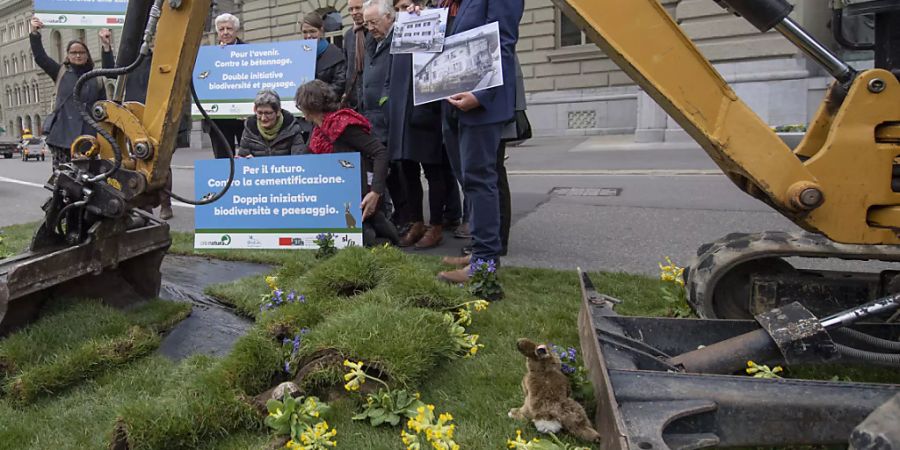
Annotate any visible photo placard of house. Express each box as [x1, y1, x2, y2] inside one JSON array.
[[411, 21, 503, 106], [391, 8, 449, 54]]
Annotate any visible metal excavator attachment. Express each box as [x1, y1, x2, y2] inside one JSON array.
[[0, 0, 212, 335], [577, 269, 900, 450], [0, 164, 171, 335]]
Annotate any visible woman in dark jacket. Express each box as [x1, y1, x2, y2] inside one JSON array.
[[295, 80, 398, 246], [30, 17, 106, 169], [239, 89, 307, 157], [300, 13, 347, 96]]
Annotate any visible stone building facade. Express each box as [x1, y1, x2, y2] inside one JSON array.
[[0, 0, 873, 141], [235, 0, 868, 140]]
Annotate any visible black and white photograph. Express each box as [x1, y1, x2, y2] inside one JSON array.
[[412, 21, 502, 106], [391, 8, 448, 54]]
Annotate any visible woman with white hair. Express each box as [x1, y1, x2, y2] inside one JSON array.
[[238, 89, 307, 157], [206, 12, 247, 159]]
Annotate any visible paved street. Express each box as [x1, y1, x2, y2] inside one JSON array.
[[0, 136, 877, 277]]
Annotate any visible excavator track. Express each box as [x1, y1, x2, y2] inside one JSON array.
[[687, 231, 900, 319]]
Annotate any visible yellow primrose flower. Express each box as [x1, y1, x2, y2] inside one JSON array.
[[298, 421, 337, 449], [342, 360, 366, 391], [265, 275, 279, 290], [456, 307, 472, 326], [284, 439, 301, 450], [472, 300, 489, 311]]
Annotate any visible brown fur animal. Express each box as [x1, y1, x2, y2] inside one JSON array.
[[508, 338, 601, 443]]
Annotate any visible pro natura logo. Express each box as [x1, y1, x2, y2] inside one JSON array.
[[201, 234, 232, 246]]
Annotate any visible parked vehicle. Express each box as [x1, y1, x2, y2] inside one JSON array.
[[0, 138, 19, 159], [20, 137, 46, 161]]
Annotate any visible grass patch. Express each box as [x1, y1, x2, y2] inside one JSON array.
[[0, 222, 37, 258], [0, 300, 132, 377], [0, 298, 190, 405], [3, 227, 897, 450], [304, 247, 380, 297], [0, 355, 179, 450], [300, 303, 456, 387], [114, 355, 263, 450], [4, 326, 160, 405]]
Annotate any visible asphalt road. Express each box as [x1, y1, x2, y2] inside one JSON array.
[[0, 137, 891, 277]]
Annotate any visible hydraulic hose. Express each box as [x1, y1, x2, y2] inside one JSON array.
[[161, 81, 235, 206], [832, 327, 900, 352], [72, 52, 148, 184], [835, 342, 900, 368]]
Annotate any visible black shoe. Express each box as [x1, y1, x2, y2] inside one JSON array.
[[442, 218, 462, 229]]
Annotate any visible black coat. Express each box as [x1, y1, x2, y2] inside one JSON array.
[[342, 26, 368, 109], [385, 52, 442, 164], [238, 113, 307, 157], [316, 42, 347, 97], [31, 32, 106, 149], [361, 31, 392, 144]]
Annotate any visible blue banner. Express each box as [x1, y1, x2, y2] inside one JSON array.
[[194, 153, 364, 249], [191, 40, 317, 118], [35, 0, 128, 28]]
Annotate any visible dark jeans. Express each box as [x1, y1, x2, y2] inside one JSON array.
[[445, 129, 511, 253], [209, 118, 243, 159], [442, 115, 503, 263]]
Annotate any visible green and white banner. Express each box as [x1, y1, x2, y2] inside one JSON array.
[[34, 0, 128, 28]]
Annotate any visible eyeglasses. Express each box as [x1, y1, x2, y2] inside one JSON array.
[[364, 18, 382, 27], [256, 110, 277, 117], [68, 51, 87, 56]]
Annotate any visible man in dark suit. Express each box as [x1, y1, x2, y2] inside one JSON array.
[[342, 0, 368, 109], [437, 0, 524, 283], [361, 0, 394, 143]]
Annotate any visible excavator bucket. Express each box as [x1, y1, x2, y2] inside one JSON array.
[[577, 269, 900, 449], [0, 217, 169, 335]]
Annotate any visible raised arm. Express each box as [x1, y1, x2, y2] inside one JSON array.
[[29, 17, 60, 80]]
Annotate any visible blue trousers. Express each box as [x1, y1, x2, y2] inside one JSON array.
[[443, 112, 503, 263]]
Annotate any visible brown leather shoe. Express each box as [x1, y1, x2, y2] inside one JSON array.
[[398, 221, 426, 247], [415, 225, 443, 249], [437, 265, 471, 284], [441, 254, 471, 266]]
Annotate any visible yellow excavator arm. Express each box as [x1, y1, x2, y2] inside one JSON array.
[[552, 0, 900, 245]]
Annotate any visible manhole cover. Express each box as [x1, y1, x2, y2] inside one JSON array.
[[551, 187, 622, 197]]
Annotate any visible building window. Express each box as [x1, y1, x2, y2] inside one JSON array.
[[5, 89, 10, 108], [3, 59, 8, 76], [32, 82, 39, 102], [14, 85, 20, 106], [558, 10, 587, 47], [52, 30, 63, 61], [12, 57, 17, 74], [17, 22, 23, 38]]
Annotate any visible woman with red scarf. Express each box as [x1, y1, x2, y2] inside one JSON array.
[[295, 80, 399, 246]]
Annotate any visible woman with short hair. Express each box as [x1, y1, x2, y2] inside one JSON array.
[[294, 80, 398, 246], [299, 13, 346, 96], [238, 89, 307, 157]]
